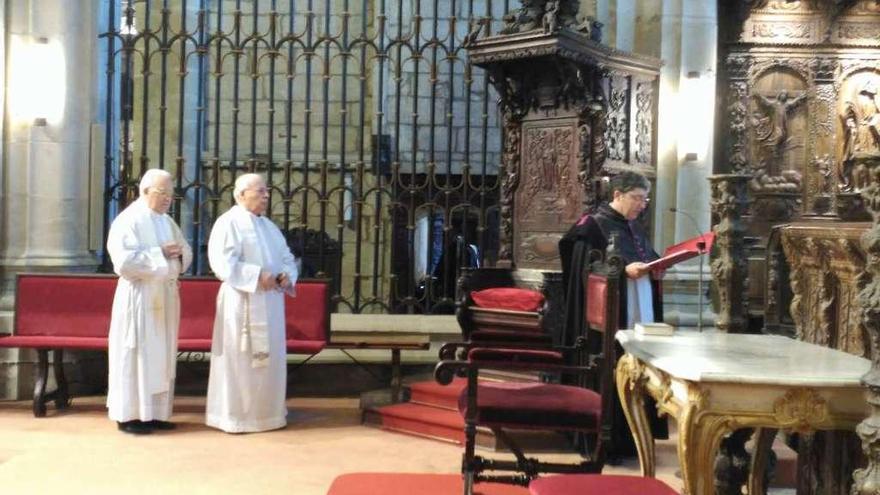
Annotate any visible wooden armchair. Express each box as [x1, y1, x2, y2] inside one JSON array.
[[433, 251, 625, 494]]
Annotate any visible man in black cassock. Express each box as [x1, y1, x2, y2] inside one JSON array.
[[558, 171, 667, 459]]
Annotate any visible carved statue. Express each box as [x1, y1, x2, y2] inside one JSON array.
[[752, 90, 808, 150], [500, 0, 581, 35], [542, 0, 559, 34], [463, 18, 489, 47], [839, 80, 880, 191]]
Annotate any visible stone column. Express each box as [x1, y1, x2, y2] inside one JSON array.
[[653, 0, 718, 327], [0, 0, 99, 399], [709, 174, 750, 334], [614, 0, 636, 52], [851, 156, 880, 494]]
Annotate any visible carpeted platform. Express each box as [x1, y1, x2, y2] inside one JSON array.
[[326, 473, 530, 495], [363, 379, 467, 443]]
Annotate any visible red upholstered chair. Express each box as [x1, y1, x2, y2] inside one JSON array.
[[529, 474, 678, 495], [434, 252, 625, 495]]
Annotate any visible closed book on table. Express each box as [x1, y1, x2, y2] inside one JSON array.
[[634, 322, 674, 336]]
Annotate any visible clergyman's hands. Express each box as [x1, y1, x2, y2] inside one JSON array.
[[277, 272, 293, 291], [625, 262, 651, 280], [162, 242, 183, 259], [258, 270, 278, 291]]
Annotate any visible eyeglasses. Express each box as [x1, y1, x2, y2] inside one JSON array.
[[245, 187, 269, 195], [149, 188, 173, 198], [625, 192, 650, 204]]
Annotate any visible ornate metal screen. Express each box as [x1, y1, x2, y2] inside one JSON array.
[[100, 0, 508, 314]]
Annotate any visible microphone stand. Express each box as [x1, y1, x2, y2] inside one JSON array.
[[696, 240, 705, 333], [670, 208, 707, 332]]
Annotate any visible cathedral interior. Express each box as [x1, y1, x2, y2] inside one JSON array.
[[2, 0, 880, 494]]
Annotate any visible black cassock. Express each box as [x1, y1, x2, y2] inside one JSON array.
[[558, 204, 667, 457], [558, 204, 663, 347]]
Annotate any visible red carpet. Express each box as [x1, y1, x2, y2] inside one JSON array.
[[409, 378, 467, 409], [364, 379, 467, 444], [371, 402, 465, 443], [327, 473, 530, 495]]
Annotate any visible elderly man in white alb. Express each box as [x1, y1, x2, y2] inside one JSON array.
[[206, 173, 298, 433], [106, 169, 192, 435]]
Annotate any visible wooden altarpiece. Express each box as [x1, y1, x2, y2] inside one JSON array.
[[459, 1, 660, 338], [716, 2, 880, 494]]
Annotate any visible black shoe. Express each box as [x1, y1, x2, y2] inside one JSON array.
[[145, 420, 176, 430], [117, 420, 152, 435]]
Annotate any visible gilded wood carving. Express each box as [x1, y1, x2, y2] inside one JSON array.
[[851, 155, 880, 494], [710, 174, 751, 334], [780, 225, 868, 355]]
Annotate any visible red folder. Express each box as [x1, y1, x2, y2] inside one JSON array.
[[645, 232, 715, 271]]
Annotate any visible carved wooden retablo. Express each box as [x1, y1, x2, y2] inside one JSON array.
[[719, 1, 880, 331], [717, 3, 880, 493]]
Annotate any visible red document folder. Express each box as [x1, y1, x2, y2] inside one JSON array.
[[645, 232, 715, 271]]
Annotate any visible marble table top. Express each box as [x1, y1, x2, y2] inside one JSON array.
[[616, 329, 871, 387]]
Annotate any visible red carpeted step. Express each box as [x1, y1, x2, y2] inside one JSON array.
[[327, 472, 530, 495], [408, 378, 467, 410], [364, 402, 465, 444]]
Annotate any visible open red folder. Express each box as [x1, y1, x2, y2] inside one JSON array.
[[645, 232, 715, 271]]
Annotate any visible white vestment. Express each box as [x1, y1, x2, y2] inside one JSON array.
[[106, 198, 192, 422], [206, 205, 299, 433]]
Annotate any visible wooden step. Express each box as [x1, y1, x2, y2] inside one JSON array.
[[363, 402, 464, 444], [364, 401, 574, 452], [408, 378, 466, 410]]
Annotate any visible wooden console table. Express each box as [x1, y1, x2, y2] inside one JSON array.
[[614, 330, 870, 495], [327, 332, 431, 402]]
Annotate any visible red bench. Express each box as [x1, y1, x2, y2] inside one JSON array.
[[0, 273, 330, 417]]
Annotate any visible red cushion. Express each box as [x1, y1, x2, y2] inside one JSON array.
[[530, 474, 678, 495], [12, 275, 329, 355], [471, 288, 544, 312], [178, 279, 219, 340], [15, 274, 116, 338], [177, 339, 326, 355], [286, 339, 325, 354], [585, 274, 607, 330], [459, 382, 601, 430], [285, 280, 330, 343], [328, 473, 530, 495], [177, 339, 213, 352], [0, 335, 108, 350], [469, 329, 553, 344], [468, 348, 563, 365]]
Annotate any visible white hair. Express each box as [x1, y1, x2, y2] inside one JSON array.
[[139, 169, 173, 196], [233, 173, 265, 200]]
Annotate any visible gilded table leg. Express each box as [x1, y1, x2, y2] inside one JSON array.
[[615, 353, 655, 476], [747, 427, 777, 495], [675, 386, 737, 495]]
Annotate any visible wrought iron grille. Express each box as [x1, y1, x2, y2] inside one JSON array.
[[100, 0, 509, 314]]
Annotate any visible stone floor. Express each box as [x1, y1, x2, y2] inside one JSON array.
[[0, 394, 796, 494]]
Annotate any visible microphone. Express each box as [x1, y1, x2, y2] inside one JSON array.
[[669, 208, 707, 253]]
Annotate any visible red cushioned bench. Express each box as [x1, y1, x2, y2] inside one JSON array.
[[0, 273, 330, 417]]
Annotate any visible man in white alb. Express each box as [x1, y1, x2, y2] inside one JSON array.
[[107, 169, 192, 434], [206, 173, 298, 433]]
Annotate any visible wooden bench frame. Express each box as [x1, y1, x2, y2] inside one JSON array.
[[0, 273, 331, 417]]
